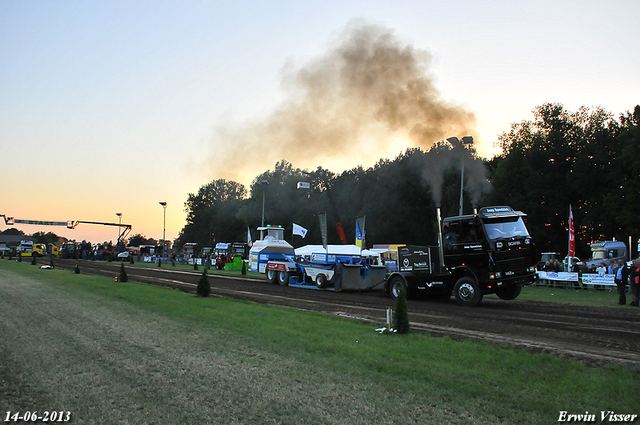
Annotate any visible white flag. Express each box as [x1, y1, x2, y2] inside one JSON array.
[[247, 227, 253, 247], [292, 223, 308, 238]]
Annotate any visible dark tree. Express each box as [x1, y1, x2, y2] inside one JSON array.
[[486, 103, 640, 259], [119, 263, 128, 282], [197, 269, 210, 297], [176, 179, 247, 250], [128, 234, 151, 247]]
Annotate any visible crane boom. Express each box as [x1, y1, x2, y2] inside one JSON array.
[[1, 214, 132, 245]]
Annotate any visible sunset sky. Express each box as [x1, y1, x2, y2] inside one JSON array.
[[1, 0, 638, 244]]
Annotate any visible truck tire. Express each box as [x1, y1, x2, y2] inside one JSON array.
[[278, 271, 289, 286], [315, 273, 327, 288], [266, 269, 278, 284], [454, 276, 483, 306], [388, 276, 408, 299], [496, 283, 522, 300]]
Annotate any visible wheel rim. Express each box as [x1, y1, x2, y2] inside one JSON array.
[[392, 280, 403, 298], [267, 270, 275, 280], [278, 271, 287, 284], [458, 282, 475, 302]]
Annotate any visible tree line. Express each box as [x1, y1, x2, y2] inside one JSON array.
[[175, 103, 640, 261]]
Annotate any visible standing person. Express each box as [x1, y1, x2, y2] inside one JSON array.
[[628, 259, 640, 307], [615, 259, 628, 305], [570, 259, 580, 272]]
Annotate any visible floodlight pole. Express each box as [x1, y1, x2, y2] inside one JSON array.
[[256, 180, 269, 227], [116, 212, 122, 247], [159, 202, 167, 243]]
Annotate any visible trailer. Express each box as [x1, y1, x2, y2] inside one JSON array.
[[385, 206, 537, 306], [265, 244, 387, 291], [585, 241, 628, 268]]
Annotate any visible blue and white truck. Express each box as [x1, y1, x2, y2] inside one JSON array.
[[249, 225, 296, 280]]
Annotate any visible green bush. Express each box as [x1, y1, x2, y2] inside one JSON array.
[[49, 258, 54, 268], [31, 256, 37, 265], [119, 263, 128, 283], [74, 264, 80, 274], [393, 285, 410, 334], [196, 269, 210, 297]]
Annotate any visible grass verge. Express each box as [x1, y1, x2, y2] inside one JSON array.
[[1, 260, 638, 424]]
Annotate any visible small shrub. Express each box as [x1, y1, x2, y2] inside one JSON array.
[[31, 256, 37, 265], [129, 256, 134, 264], [194, 262, 199, 271], [241, 261, 247, 275], [119, 263, 128, 282], [18, 256, 22, 262], [74, 264, 80, 274], [158, 259, 162, 267], [197, 269, 210, 297], [393, 285, 410, 334], [49, 258, 54, 268]]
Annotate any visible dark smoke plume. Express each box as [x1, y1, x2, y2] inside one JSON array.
[[207, 20, 477, 184], [422, 142, 491, 208]]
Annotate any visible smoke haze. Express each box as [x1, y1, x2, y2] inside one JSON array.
[[422, 142, 491, 208], [207, 20, 477, 184]]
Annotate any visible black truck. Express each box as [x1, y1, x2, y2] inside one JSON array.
[[385, 206, 537, 306]]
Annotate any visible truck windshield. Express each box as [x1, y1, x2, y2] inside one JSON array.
[[484, 217, 530, 240], [591, 251, 608, 260]]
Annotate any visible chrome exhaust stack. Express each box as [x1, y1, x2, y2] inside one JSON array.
[[436, 208, 446, 269]]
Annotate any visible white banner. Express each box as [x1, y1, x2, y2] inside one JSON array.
[[537, 271, 579, 282], [580, 274, 616, 286], [537, 271, 616, 286]]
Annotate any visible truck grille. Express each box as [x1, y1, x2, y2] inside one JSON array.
[[493, 252, 534, 271]]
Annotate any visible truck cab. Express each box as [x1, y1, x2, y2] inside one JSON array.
[[386, 206, 537, 307], [17, 240, 34, 257], [442, 206, 537, 305], [585, 241, 627, 269]]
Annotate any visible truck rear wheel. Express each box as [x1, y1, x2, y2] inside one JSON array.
[[388, 276, 408, 299], [315, 273, 327, 288], [266, 269, 278, 284], [496, 283, 522, 300], [454, 276, 483, 306], [278, 271, 289, 286]]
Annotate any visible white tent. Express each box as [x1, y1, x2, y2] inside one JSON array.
[[295, 244, 378, 258]]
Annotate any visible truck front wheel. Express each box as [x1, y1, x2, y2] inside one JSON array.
[[454, 276, 483, 307], [388, 276, 408, 299], [496, 283, 522, 300]]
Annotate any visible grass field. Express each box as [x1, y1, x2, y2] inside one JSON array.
[[1, 259, 638, 424]]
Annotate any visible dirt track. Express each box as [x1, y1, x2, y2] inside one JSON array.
[[47, 258, 640, 370]]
